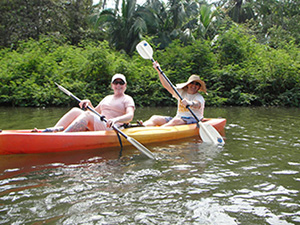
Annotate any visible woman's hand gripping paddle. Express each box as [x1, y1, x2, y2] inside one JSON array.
[[136, 41, 225, 146], [55, 83, 156, 160]]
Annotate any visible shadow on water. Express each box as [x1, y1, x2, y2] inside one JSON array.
[[0, 147, 123, 180]]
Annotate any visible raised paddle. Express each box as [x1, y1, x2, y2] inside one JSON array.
[[55, 82, 156, 160], [136, 40, 225, 146]]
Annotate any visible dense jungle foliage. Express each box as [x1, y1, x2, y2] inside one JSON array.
[[0, 0, 299, 107]]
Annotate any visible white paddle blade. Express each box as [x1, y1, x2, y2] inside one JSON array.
[[136, 41, 153, 60], [199, 122, 225, 146], [127, 137, 156, 160], [55, 82, 72, 96]]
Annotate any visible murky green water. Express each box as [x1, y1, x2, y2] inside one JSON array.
[[0, 106, 299, 224]]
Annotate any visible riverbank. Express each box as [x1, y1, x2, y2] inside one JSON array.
[[1, 38, 299, 108]]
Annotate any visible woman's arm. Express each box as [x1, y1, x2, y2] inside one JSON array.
[[181, 99, 201, 109], [153, 61, 177, 98]]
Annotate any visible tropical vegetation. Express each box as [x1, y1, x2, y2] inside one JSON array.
[[0, 0, 299, 107]]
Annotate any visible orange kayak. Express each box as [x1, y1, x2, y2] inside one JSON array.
[[0, 118, 226, 155]]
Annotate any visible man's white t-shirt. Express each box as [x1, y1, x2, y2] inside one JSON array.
[[93, 94, 135, 130]]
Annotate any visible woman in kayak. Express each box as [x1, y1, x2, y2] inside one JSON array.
[[142, 61, 207, 127], [54, 74, 135, 132]]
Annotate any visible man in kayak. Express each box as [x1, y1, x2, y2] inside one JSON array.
[[142, 61, 207, 127], [53, 74, 135, 132]]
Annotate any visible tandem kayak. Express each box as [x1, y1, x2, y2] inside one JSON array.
[[0, 118, 226, 155]]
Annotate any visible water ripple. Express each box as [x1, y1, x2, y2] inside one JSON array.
[[1, 107, 300, 224]]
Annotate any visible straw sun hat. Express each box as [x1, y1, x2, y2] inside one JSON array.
[[176, 75, 207, 94]]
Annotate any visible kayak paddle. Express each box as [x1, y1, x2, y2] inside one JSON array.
[[55, 82, 156, 160], [136, 40, 225, 146]]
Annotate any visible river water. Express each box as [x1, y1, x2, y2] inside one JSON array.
[[0, 106, 299, 224]]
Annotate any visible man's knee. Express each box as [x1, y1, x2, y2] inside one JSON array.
[[69, 107, 83, 114]]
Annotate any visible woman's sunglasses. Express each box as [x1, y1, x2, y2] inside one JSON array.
[[113, 80, 125, 85], [190, 81, 201, 86]]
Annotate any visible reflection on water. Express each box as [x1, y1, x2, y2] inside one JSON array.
[[0, 106, 300, 224]]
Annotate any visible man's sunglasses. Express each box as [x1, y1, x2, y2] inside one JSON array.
[[113, 80, 125, 85]]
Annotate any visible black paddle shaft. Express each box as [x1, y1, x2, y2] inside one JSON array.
[[152, 60, 200, 123]]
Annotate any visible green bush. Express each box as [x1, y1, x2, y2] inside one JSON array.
[[0, 33, 299, 107], [211, 26, 300, 106]]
